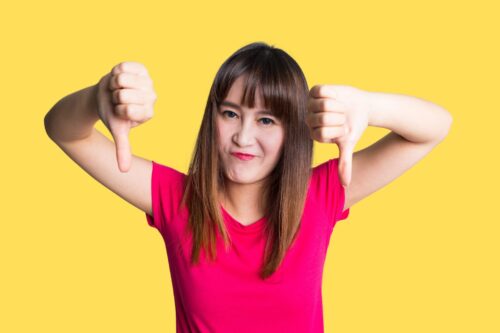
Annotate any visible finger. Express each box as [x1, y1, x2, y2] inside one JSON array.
[[308, 97, 349, 113], [112, 88, 154, 105], [101, 73, 114, 92], [310, 126, 345, 143], [308, 85, 339, 99], [114, 104, 152, 122], [306, 111, 346, 129], [109, 72, 153, 91], [111, 123, 132, 173], [111, 61, 149, 77], [337, 140, 354, 188]]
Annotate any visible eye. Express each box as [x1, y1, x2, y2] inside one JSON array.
[[222, 110, 238, 118], [259, 117, 275, 126], [222, 110, 275, 126]]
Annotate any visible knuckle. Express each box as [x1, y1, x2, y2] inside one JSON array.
[[138, 75, 153, 88], [311, 85, 321, 97], [326, 99, 335, 111], [123, 104, 133, 114], [320, 99, 328, 110], [112, 62, 125, 75], [114, 104, 125, 117], [318, 115, 325, 126], [117, 89, 132, 104], [124, 105, 138, 120], [117, 89, 126, 103], [112, 90, 120, 103], [116, 73, 126, 87], [119, 62, 129, 71], [133, 106, 148, 121]]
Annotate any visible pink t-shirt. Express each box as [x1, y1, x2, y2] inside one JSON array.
[[145, 158, 350, 333]]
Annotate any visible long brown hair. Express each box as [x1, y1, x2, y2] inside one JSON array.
[[180, 41, 313, 279]]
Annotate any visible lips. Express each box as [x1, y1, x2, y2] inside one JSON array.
[[231, 152, 255, 160]]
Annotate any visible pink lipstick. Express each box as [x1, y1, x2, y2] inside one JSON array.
[[231, 153, 255, 161]]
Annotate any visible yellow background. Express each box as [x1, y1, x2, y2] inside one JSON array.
[[1, 0, 498, 332]]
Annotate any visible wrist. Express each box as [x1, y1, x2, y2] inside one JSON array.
[[365, 91, 384, 128]]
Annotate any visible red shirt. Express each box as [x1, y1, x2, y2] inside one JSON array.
[[146, 158, 350, 332]]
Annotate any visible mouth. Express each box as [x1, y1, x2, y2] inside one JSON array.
[[231, 152, 255, 161]]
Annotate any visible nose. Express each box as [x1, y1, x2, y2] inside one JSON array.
[[232, 120, 256, 147]]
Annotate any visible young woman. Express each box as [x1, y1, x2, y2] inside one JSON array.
[[44, 42, 452, 332]]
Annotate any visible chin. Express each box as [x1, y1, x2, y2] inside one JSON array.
[[226, 175, 253, 184]]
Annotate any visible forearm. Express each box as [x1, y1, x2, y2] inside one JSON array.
[[44, 84, 100, 143], [366, 90, 453, 143]]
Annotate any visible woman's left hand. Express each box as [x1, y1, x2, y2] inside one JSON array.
[[306, 84, 371, 187]]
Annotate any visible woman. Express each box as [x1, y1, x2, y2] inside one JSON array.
[[44, 42, 452, 332]]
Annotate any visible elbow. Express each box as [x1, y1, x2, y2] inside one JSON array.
[[444, 111, 453, 136], [44, 112, 51, 139], [438, 110, 453, 142], [44, 108, 57, 142], [44, 112, 53, 140]]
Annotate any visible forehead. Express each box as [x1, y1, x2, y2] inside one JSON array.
[[224, 75, 266, 109]]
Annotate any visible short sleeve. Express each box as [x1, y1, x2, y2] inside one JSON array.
[[145, 160, 186, 234], [311, 157, 350, 227]]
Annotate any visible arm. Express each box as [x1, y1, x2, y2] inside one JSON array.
[[344, 91, 453, 210], [367, 91, 453, 143], [44, 84, 100, 142], [44, 65, 155, 217]]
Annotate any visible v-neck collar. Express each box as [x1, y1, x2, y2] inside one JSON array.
[[220, 204, 266, 234]]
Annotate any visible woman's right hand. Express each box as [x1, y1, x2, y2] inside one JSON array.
[[96, 61, 157, 172]]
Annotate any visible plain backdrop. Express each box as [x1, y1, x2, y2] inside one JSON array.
[[1, 0, 498, 332]]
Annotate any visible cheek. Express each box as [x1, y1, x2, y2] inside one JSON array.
[[264, 131, 285, 154], [220, 131, 232, 146], [216, 121, 230, 141]]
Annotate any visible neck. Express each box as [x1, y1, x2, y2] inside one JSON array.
[[219, 178, 268, 220]]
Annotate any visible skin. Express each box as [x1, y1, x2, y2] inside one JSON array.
[[305, 84, 452, 211], [216, 76, 284, 226], [45, 60, 452, 232]]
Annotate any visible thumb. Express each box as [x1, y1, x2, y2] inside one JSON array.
[[337, 140, 354, 188], [111, 123, 132, 173]]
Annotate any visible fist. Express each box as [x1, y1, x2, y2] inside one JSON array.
[[306, 84, 370, 187], [96, 61, 157, 172]]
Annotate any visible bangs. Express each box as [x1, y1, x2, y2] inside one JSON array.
[[215, 49, 303, 124]]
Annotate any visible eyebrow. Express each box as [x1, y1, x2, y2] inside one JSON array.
[[220, 101, 274, 116]]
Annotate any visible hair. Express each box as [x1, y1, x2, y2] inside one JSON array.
[[179, 41, 313, 279]]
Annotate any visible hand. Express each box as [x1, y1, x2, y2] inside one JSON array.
[[306, 84, 371, 187], [96, 61, 157, 172]]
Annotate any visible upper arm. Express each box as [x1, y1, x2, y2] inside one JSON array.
[[52, 128, 154, 216], [344, 131, 445, 211]]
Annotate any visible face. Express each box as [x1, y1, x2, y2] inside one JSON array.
[[216, 76, 285, 187]]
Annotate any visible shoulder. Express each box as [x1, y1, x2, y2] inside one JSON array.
[[310, 158, 340, 183], [152, 160, 186, 184], [146, 161, 187, 232], [308, 157, 350, 224]]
